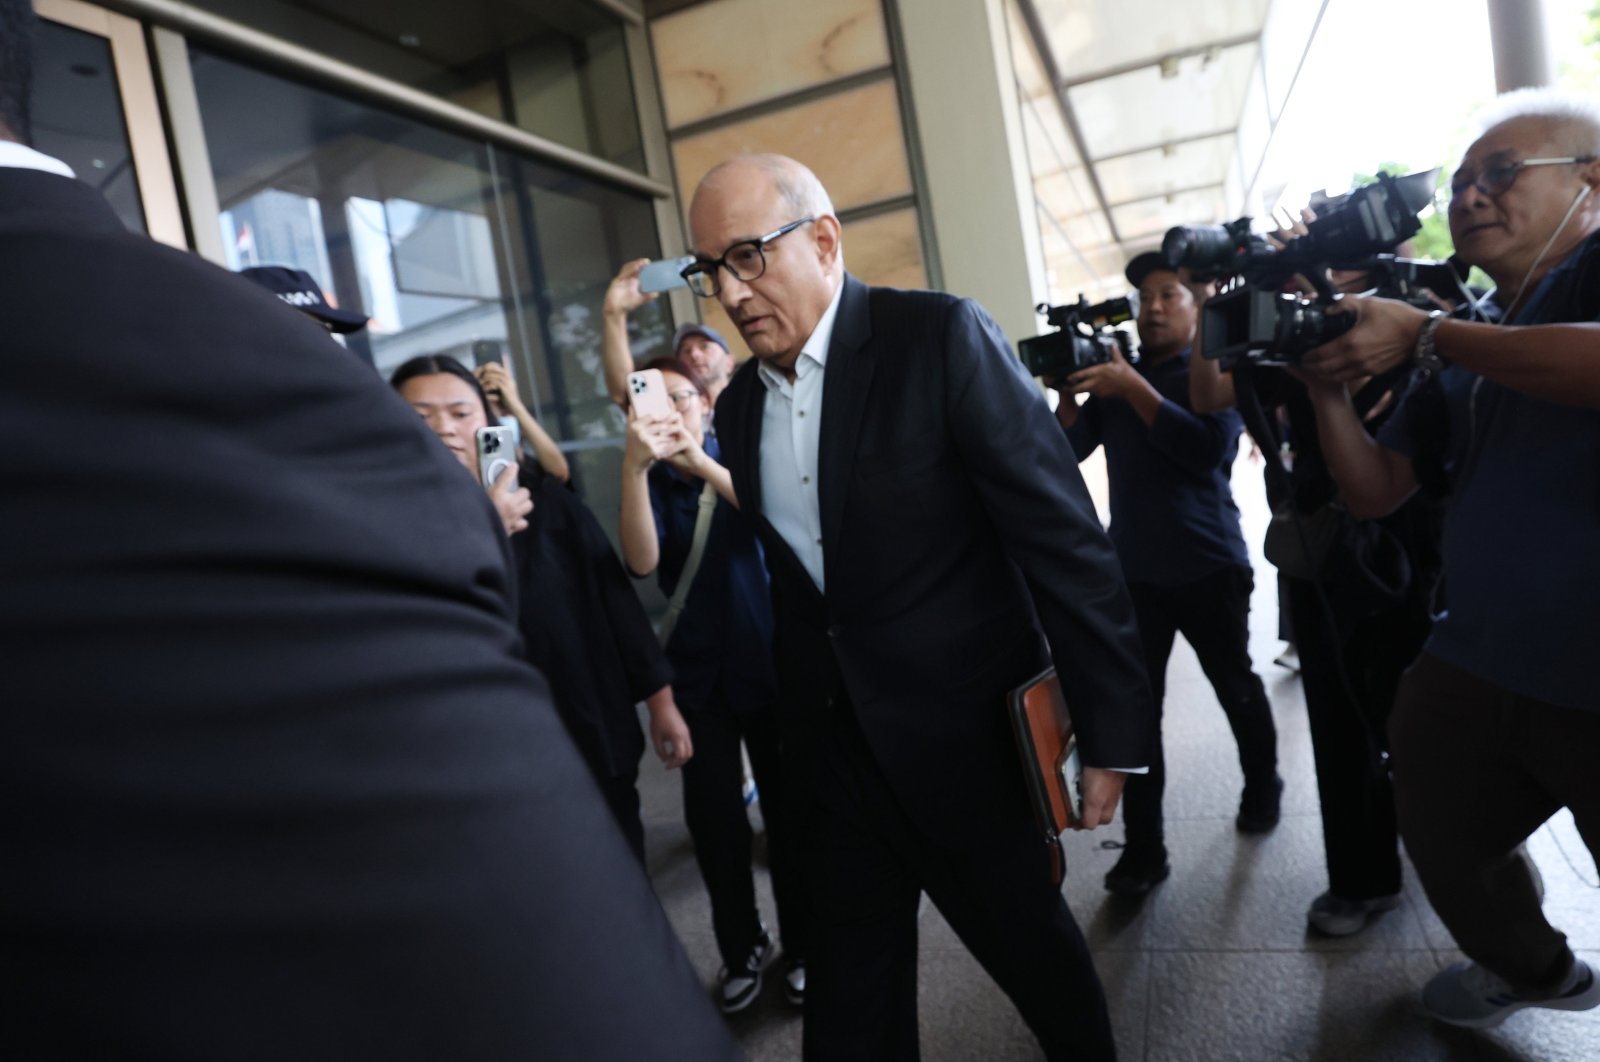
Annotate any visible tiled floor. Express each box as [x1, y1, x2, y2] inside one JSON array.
[[637, 455, 1600, 1060]]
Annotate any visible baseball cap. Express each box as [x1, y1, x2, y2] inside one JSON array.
[[239, 265, 369, 334], [671, 322, 730, 357], [1124, 251, 1178, 291]]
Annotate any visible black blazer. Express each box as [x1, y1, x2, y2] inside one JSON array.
[[0, 170, 735, 1061], [718, 275, 1155, 844]]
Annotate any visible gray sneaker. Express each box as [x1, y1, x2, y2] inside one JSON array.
[[1306, 891, 1400, 936], [1423, 959, 1600, 1028]]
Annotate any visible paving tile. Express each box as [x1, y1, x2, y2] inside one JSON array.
[[1147, 950, 1475, 1062], [1141, 815, 1429, 953]]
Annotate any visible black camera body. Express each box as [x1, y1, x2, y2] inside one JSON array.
[[1162, 170, 1440, 367], [1019, 295, 1136, 378]]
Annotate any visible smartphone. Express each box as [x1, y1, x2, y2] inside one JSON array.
[[1057, 739, 1084, 826], [627, 368, 673, 418], [637, 256, 694, 294], [471, 338, 507, 371], [476, 425, 518, 488]]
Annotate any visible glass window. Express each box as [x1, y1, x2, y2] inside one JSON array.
[[191, 46, 668, 523], [31, 20, 145, 233], [181, 0, 645, 171]]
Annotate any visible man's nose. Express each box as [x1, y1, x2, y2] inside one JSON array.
[[718, 270, 752, 310]]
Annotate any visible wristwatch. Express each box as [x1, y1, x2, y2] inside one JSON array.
[[1413, 310, 1448, 373]]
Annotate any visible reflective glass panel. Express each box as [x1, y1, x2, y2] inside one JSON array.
[[31, 20, 145, 232]]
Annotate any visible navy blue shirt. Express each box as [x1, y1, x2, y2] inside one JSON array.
[[645, 436, 777, 713], [1379, 230, 1600, 711], [1064, 348, 1251, 586]]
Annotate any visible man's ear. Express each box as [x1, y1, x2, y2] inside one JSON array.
[[814, 214, 843, 269]]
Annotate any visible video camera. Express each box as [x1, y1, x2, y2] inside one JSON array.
[[1161, 170, 1443, 366], [1018, 295, 1137, 379]]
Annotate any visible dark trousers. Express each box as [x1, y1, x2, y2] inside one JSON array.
[[804, 699, 1115, 1062], [597, 770, 645, 866], [1121, 566, 1278, 852], [681, 693, 806, 969], [1287, 577, 1420, 900], [1390, 653, 1600, 992]]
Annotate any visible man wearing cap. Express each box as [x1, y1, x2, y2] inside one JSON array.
[[1050, 252, 1281, 898], [238, 264, 374, 367], [603, 258, 737, 409]]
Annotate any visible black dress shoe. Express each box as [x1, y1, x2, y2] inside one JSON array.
[[1104, 847, 1170, 897], [1236, 774, 1284, 834]]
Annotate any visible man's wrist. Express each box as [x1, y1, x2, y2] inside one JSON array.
[[1412, 309, 1448, 373]]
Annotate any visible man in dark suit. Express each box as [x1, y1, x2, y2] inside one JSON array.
[[0, 6, 735, 1057], [687, 153, 1155, 1060]]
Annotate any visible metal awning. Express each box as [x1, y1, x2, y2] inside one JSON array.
[[1008, 0, 1330, 303]]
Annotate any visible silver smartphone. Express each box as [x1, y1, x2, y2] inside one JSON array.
[[638, 255, 695, 294], [476, 425, 517, 488]]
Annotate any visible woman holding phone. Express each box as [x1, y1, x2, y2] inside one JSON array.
[[392, 354, 692, 865], [619, 356, 808, 1014]]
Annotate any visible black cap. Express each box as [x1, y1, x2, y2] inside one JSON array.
[[1125, 251, 1178, 291], [238, 265, 369, 334]]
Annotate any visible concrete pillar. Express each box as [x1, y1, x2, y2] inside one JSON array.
[[1486, 0, 1554, 92], [892, 0, 1046, 346]]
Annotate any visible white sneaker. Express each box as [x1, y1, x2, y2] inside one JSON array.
[[716, 930, 772, 1013], [1423, 959, 1600, 1029], [783, 959, 805, 1007]]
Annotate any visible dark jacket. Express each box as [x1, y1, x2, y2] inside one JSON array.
[[512, 469, 669, 778], [0, 168, 735, 1062], [716, 274, 1156, 845]]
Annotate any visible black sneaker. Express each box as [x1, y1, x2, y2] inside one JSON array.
[[1104, 846, 1170, 897], [783, 958, 805, 1007], [716, 929, 773, 1014], [1236, 774, 1284, 834]]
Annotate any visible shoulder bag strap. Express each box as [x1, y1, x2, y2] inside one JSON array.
[[657, 481, 718, 647]]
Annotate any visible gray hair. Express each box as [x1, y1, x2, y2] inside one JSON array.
[[1473, 87, 1600, 156]]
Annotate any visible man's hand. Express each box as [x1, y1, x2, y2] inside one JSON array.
[[604, 258, 657, 320], [1066, 345, 1140, 399], [1070, 767, 1127, 831], [488, 463, 533, 535], [1300, 296, 1428, 383], [475, 361, 526, 418]]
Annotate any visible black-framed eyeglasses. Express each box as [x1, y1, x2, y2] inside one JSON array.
[[680, 216, 815, 298], [1450, 155, 1597, 201]]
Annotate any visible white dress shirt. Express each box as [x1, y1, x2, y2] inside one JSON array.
[[0, 141, 75, 178], [757, 281, 844, 592]]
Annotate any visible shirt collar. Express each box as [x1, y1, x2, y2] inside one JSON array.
[[0, 142, 76, 179], [758, 279, 845, 393]]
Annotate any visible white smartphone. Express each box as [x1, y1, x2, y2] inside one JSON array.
[[476, 425, 517, 488], [1057, 740, 1084, 826], [637, 256, 695, 294], [627, 368, 673, 419]]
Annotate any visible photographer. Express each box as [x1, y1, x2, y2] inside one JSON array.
[[1296, 90, 1600, 1027], [1189, 235, 1444, 943], [1052, 255, 1281, 898]]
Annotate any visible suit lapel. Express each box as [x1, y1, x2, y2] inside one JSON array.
[[818, 275, 874, 587]]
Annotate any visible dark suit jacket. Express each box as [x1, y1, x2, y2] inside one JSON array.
[[512, 470, 668, 779], [0, 169, 735, 1062], [717, 275, 1155, 844]]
